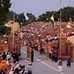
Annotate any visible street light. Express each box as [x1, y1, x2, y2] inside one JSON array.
[[47, 18, 48, 21], [12, 0, 16, 49], [59, 0, 62, 57], [12, 21, 15, 50], [38, 34, 41, 43], [69, 18, 72, 24]]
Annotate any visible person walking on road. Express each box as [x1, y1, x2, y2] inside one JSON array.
[[58, 58, 63, 72]]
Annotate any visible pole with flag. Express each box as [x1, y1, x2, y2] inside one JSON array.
[[49, 14, 55, 28], [24, 13, 29, 20]]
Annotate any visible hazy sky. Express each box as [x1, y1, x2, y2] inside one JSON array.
[[10, 0, 74, 17]]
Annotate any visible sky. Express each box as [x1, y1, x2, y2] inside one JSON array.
[[10, 0, 74, 17]]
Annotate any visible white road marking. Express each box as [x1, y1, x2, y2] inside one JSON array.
[[34, 57, 40, 61], [21, 49, 40, 61], [41, 61, 58, 72], [21, 49, 26, 54], [61, 73, 64, 74], [21, 49, 64, 74]]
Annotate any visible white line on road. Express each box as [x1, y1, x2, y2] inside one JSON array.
[[21, 49, 40, 61], [41, 61, 58, 72], [21, 49, 26, 54], [41, 61, 64, 74], [34, 57, 41, 61], [21, 49, 64, 74]]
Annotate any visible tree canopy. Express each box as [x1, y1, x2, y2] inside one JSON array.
[[0, 0, 11, 36], [38, 6, 74, 22], [6, 6, 74, 25], [6, 12, 36, 26]]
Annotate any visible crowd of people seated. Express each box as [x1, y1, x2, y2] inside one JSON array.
[[0, 51, 32, 74]]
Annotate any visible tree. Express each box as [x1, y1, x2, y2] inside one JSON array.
[[6, 11, 15, 22], [16, 13, 27, 26], [26, 13, 36, 23], [38, 6, 74, 22], [61, 6, 74, 21], [0, 0, 11, 36], [0, 25, 11, 36]]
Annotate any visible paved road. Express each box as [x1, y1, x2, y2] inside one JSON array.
[[19, 46, 74, 74]]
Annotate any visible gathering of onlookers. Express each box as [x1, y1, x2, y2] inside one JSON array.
[[0, 51, 22, 74], [0, 50, 33, 74], [21, 21, 74, 59], [0, 21, 73, 74]]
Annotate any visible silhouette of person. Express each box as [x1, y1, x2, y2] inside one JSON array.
[[31, 49, 34, 62]]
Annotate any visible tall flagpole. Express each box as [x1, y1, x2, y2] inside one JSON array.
[[59, 0, 62, 57], [13, 13, 15, 49], [13, 0, 15, 50]]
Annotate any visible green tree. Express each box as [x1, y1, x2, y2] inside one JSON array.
[[61, 6, 74, 21], [6, 11, 15, 22], [26, 13, 36, 23], [38, 6, 74, 22], [0, 0, 11, 36], [16, 13, 26, 26], [0, 25, 11, 36]]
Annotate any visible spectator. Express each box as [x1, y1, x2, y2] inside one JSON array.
[[27, 63, 33, 74], [14, 68, 19, 74], [9, 68, 14, 74], [19, 65, 25, 74]]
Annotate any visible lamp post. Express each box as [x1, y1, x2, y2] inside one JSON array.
[[47, 18, 48, 21], [59, 0, 62, 57], [12, 14, 15, 50], [31, 33, 34, 45], [38, 34, 41, 43], [12, 0, 15, 50], [20, 23, 23, 29], [69, 18, 72, 24]]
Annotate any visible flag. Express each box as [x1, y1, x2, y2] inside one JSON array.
[[24, 13, 29, 20], [49, 14, 54, 24], [49, 14, 55, 28]]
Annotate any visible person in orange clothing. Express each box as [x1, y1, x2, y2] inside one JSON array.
[[0, 58, 2, 70], [45, 42, 51, 60], [0, 58, 6, 73], [0, 58, 5, 69], [26, 44, 31, 60]]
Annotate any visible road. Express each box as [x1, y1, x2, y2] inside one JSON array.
[[19, 46, 74, 74]]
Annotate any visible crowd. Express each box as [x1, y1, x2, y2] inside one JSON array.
[[20, 21, 74, 58], [0, 51, 33, 74], [21, 21, 74, 51], [0, 21, 73, 74]]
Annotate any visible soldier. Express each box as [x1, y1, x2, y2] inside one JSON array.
[[31, 49, 34, 62]]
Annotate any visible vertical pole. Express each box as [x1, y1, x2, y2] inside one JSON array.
[[13, 0, 15, 50], [59, 0, 62, 57], [13, 13, 15, 50]]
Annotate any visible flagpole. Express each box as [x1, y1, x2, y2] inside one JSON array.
[[13, 13, 15, 50], [59, 0, 62, 57], [13, 0, 15, 50]]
